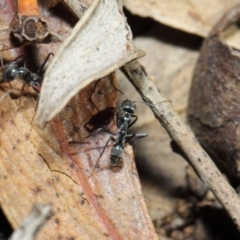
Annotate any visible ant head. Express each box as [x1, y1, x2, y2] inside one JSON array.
[[28, 73, 41, 86], [2, 63, 19, 82], [122, 99, 136, 114]]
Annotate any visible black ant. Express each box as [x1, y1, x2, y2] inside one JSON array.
[[104, 98, 147, 166], [84, 89, 148, 173], [0, 52, 53, 99]]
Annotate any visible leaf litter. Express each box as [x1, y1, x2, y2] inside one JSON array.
[[0, 0, 158, 239]]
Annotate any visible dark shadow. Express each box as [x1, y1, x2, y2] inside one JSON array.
[[0, 207, 13, 239], [199, 206, 240, 240], [124, 7, 203, 51], [135, 152, 187, 199], [124, 8, 158, 38], [84, 107, 116, 133]]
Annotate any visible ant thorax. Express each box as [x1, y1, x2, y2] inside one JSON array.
[[2, 63, 41, 87], [120, 112, 131, 125], [22, 71, 41, 87], [117, 121, 128, 142]]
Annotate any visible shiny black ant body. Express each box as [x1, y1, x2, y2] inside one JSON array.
[[1, 53, 53, 94], [108, 99, 147, 166], [69, 88, 148, 172]]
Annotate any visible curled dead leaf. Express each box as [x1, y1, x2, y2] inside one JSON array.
[[123, 0, 240, 49], [36, 0, 144, 128], [188, 5, 240, 183]]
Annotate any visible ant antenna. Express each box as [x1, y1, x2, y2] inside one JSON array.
[[37, 53, 54, 76], [135, 100, 154, 107], [113, 86, 153, 107], [113, 86, 129, 100]]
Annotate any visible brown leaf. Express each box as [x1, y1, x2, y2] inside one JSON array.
[[0, 73, 157, 239], [123, 0, 240, 48], [188, 5, 240, 182], [0, 0, 21, 51]]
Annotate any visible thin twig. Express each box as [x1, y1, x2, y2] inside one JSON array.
[[61, 0, 89, 18], [121, 60, 240, 231]]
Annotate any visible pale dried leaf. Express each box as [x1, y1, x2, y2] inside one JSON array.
[[36, 0, 143, 127], [123, 0, 240, 48], [9, 204, 52, 240]]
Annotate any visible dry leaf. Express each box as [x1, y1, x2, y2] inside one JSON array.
[[0, 0, 61, 51], [9, 204, 52, 240], [123, 0, 240, 49], [188, 8, 240, 183], [36, 0, 143, 127], [0, 26, 21, 51], [0, 0, 20, 51], [0, 72, 157, 239]]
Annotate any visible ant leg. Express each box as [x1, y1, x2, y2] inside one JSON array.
[[89, 137, 114, 177], [12, 53, 28, 67], [125, 132, 148, 160], [116, 111, 120, 128], [83, 121, 105, 138], [125, 133, 136, 144], [125, 133, 147, 151], [68, 126, 102, 145], [30, 95, 40, 125], [128, 115, 138, 129], [102, 127, 117, 136], [112, 86, 128, 99], [85, 124, 118, 139], [0, 53, 27, 68], [125, 133, 147, 173], [134, 133, 148, 139], [37, 53, 54, 76], [32, 85, 40, 93], [18, 83, 26, 106], [18, 71, 32, 106], [8, 82, 13, 90], [125, 133, 138, 175], [69, 124, 116, 146]]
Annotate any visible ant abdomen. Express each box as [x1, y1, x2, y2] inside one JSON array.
[[110, 142, 124, 165], [2, 63, 20, 81]]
